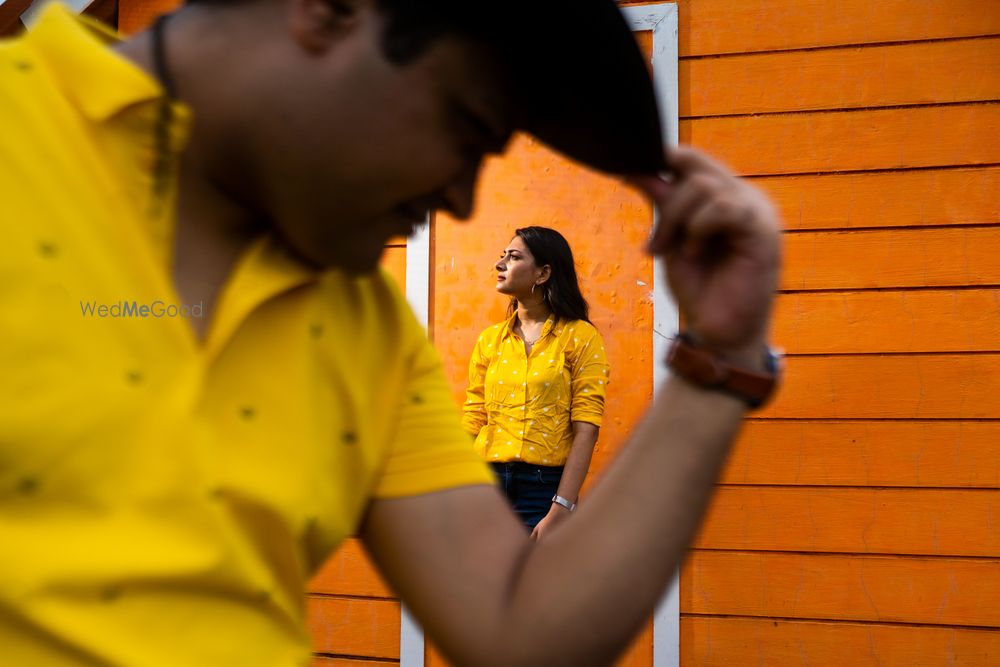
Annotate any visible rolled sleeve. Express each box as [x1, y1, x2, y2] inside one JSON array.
[[461, 334, 488, 438], [569, 327, 610, 427]]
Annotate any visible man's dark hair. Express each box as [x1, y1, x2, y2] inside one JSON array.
[[507, 226, 591, 324], [186, 0, 497, 65]]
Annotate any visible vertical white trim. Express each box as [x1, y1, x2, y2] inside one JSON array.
[[399, 605, 425, 667], [622, 4, 681, 667], [406, 218, 432, 331], [401, 220, 432, 665]]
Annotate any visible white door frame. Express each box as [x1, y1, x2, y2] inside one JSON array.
[[403, 4, 679, 665]]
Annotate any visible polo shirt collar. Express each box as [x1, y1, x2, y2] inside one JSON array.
[[28, 3, 164, 121]]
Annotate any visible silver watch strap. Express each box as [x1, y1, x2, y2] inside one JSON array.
[[552, 494, 576, 512]]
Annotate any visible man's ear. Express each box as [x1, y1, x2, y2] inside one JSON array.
[[289, 0, 367, 53]]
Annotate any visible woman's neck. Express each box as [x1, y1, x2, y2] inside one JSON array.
[[516, 299, 551, 327]]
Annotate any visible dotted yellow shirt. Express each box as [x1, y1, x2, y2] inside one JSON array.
[[463, 313, 610, 466], [0, 7, 492, 666]]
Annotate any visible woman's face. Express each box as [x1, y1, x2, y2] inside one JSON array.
[[495, 236, 546, 297]]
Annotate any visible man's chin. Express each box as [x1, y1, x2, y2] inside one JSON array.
[[329, 247, 385, 275], [284, 240, 384, 275]]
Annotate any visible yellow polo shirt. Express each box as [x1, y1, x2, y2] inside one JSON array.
[[0, 6, 493, 666], [462, 313, 610, 466]]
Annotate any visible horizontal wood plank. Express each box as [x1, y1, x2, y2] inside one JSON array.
[[681, 38, 1000, 117], [680, 616, 1000, 666], [772, 289, 1000, 354], [681, 551, 1000, 626], [764, 355, 1000, 419], [695, 487, 1000, 556], [676, 0, 1000, 57], [757, 167, 1000, 231], [309, 538, 394, 599], [782, 227, 1000, 291], [724, 421, 1000, 487], [313, 658, 397, 667], [307, 596, 400, 659], [682, 104, 1000, 176]]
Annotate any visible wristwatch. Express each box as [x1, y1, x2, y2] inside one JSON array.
[[551, 495, 576, 512], [666, 333, 780, 409]]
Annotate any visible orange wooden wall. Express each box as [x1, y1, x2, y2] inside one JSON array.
[[670, 0, 1000, 664]]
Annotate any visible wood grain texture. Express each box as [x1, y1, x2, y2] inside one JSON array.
[[782, 227, 1000, 291], [307, 596, 400, 659], [763, 354, 1000, 419], [673, 0, 1000, 57], [724, 421, 1000, 488], [682, 104, 1000, 176], [681, 551, 1000, 626], [681, 38, 1000, 117], [680, 616, 1000, 666], [308, 538, 394, 599], [756, 167, 1000, 231], [772, 289, 1000, 354], [694, 487, 1000, 556], [313, 658, 397, 667]]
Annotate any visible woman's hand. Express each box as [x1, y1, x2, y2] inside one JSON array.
[[629, 146, 781, 362], [530, 504, 571, 541]]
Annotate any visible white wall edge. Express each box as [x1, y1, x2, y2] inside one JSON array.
[[405, 217, 432, 331], [621, 4, 682, 667], [399, 604, 425, 667], [401, 222, 431, 665]]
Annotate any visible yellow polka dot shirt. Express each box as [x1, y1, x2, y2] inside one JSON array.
[[463, 313, 610, 466], [0, 7, 492, 666]]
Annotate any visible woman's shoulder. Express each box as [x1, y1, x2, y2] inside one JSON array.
[[559, 318, 601, 339]]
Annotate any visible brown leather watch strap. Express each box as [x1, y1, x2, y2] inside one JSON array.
[[666, 333, 779, 409]]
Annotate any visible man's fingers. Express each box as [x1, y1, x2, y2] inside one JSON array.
[[626, 173, 672, 201], [667, 145, 734, 180]]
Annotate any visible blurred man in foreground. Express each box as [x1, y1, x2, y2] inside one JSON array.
[[0, 0, 780, 664]]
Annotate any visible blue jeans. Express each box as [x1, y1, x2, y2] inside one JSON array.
[[490, 461, 564, 529]]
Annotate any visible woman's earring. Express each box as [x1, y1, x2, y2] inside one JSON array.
[[531, 284, 537, 295]]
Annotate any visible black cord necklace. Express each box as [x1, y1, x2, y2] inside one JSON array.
[[150, 13, 177, 206]]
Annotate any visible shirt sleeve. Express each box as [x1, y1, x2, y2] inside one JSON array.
[[568, 325, 610, 427], [461, 332, 489, 438], [372, 320, 494, 500]]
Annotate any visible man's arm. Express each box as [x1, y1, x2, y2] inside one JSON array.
[[361, 146, 781, 667]]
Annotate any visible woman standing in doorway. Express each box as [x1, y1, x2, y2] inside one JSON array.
[[463, 226, 610, 540]]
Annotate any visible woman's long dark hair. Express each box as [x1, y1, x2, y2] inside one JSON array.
[[507, 226, 590, 324]]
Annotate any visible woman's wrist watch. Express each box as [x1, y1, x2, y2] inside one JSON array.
[[552, 495, 576, 512], [666, 332, 781, 409]]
